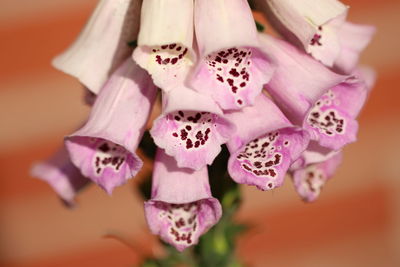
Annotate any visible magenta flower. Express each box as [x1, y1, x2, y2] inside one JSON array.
[[226, 94, 310, 190], [31, 146, 90, 206], [144, 149, 222, 251], [190, 0, 275, 110], [65, 58, 157, 194], [53, 0, 141, 94]]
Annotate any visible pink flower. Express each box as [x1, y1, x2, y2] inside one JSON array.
[[144, 149, 222, 251], [65, 58, 157, 194], [290, 147, 342, 202], [31, 146, 90, 206], [226, 94, 310, 190], [189, 0, 275, 110], [150, 86, 235, 170]]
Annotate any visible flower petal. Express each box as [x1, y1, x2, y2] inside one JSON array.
[[144, 149, 222, 251], [291, 152, 342, 202], [254, 0, 348, 66], [65, 58, 157, 194], [133, 0, 195, 91], [226, 94, 310, 190], [53, 0, 141, 94], [150, 86, 235, 170], [334, 22, 376, 74], [190, 0, 275, 110], [31, 146, 90, 206]]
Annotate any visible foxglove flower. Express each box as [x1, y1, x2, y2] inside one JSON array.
[[144, 149, 222, 251], [253, 0, 348, 66], [150, 86, 235, 170], [291, 149, 342, 202], [226, 94, 310, 191], [65, 58, 157, 194], [53, 0, 141, 94], [190, 0, 275, 110], [333, 22, 376, 74], [31, 146, 90, 206], [260, 34, 370, 151], [133, 0, 195, 91]]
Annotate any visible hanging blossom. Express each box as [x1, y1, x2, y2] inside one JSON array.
[[144, 149, 222, 251], [252, 0, 375, 72], [31, 146, 90, 206], [33, 0, 375, 251]]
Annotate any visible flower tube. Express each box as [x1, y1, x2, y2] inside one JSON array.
[[253, 0, 348, 66], [65, 58, 157, 194], [53, 0, 141, 94], [190, 0, 275, 110], [260, 34, 369, 150], [226, 94, 310, 191], [133, 0, 195, 91], [150, 86, 235, 170], [31, 146, 90, 206], [144, 149, 222, 251]]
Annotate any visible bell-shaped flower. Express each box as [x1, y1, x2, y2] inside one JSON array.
[[333, 22, 376, 74], [133, 0, 195, 91], [31, 146, 90, 206], [260, 34, 368, 151], [53, 0, 141, 94], [144, 149, 222, 251], [226, 94, 310, 191], [190, 0, 275, 110], [150, 86, 235, 170], [253, 0, 348, 66], [65, 58, 157, 194], [290, 148, 342, 202]]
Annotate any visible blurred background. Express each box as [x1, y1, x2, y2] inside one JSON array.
[[0, 0, 399, 266]]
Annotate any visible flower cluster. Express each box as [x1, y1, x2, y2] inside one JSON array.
[[32, 0, 375, 251]]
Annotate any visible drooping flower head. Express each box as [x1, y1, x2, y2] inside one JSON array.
[[65, 58, 157, 194], [144, 149, 222, 251]]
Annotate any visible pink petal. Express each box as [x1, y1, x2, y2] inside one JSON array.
[[65, 59, 157, 194], [191, 0, 275, 110], [150, 86, 235, 170], [226, 94, 310, 191], [53, 0, 141, 94], [291, 152, 343, 202], [31, 146, 90, 206], [133, 0, 195, 91], [334, 22, 376, 74], [144, 149, 222, 251]]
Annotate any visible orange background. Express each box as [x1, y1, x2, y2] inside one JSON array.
[[0, 0, 399, 266]]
